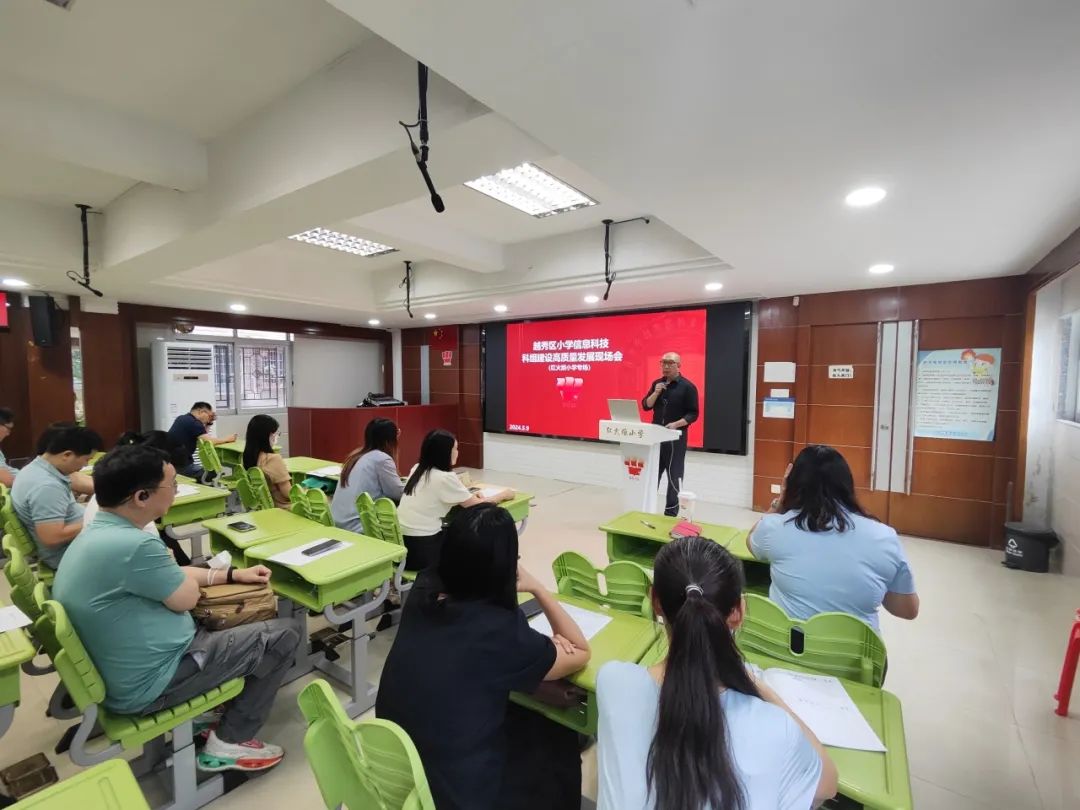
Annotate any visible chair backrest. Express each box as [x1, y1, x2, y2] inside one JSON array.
[[245, 468, 275, 512], [373, 498, 404, 548], [196, 440, 223, 476], [1, 498, 35, 559], [234, 476, 259, 511], [305, 488, 333, 527], [34, 584, 106, 711], [3, 541, 43, 620], [552, 551, 653, 618], [736, 593, 888, 687], [298, 679, 435, 810], [356, 492, 380, 540]]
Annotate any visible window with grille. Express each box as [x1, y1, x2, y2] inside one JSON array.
[[239, 345, 288, 409], [212, 344, 235, 410]]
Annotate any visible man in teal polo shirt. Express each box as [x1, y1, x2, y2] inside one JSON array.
[[54, 445, 299, 773], [11, 424, 102, 569]]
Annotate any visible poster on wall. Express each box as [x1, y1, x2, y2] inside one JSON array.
[[913, 347, 1002, 441]]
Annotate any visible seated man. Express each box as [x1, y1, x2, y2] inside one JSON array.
[[167, 401, 237, 479], [0, 407, 17, 487], [53, 445, 299, 772], [11, 424, 103, 569]]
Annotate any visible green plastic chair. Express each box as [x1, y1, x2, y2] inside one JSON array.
[[195, 441, 238, 491], [356, 492, 380, 539], [3, 541, 43, 623], [245, 467, 275, 512], [2, 498, 54, 586], [33, 584, 244, 808], [305, 488, 333, 527], [298, 679, 435, 810], [552, 551, 654, 619], [233, 475, 260, 511], [372, 497, 417, 588], [736, 593, 888, 687]]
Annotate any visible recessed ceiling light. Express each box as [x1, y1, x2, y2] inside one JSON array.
[[583, 294, 600, 304], [465, 163, 597, 218], [705, 282, 723, 292], [289, 227, 396, 257], [229, 303, 248, 312], [2, 278, 30, 288], [493, 304, 508, 314], [424, 313, 437, 320], [868, 263, 895, 275], [845, 187, 887, 207], [367, 318, 381, 326]]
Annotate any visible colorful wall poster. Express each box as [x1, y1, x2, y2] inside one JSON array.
[[913, 347, 1001, 441]]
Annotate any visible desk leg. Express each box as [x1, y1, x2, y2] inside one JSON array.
[[0, 704, 13, 739], [277, 598, 315, 686], [517, 515, 529, 537]]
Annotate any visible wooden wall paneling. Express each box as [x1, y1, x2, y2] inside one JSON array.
[[807, 365, 877, 406], [0, 299, 33, 459], [808, 323, 879, 364], [26, 307, 75, 443], [119, 304, 386, 343], [287, 408, 313, 456], [909, 451, 994, 501], [888, 493, 994, 546], [805, 405, 875, 448], [752, 475, 783, 511], [79, 312, 138, 444], [755, 439, 795, 479], [798, 289, 900, 326]]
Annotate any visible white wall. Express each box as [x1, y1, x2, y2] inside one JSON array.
[[1025, 265, 1080, 576], [482, 308, 759, 508], [291, 335, 384, 407]]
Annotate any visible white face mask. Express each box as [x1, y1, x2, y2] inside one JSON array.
[[270, 433, 279, 446]]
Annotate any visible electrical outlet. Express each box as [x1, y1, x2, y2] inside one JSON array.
[[770, 484, 782, 494]]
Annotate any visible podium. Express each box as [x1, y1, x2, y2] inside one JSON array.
[[598, 420, 681, 513]]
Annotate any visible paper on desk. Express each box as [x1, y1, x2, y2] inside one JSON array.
[[309, 465, 342, 477], [762, 668, 886, 752], [176, 484, 200, 498], [529, 603, 612, 642], [0, 605, 32, 633], [472, 486, 505, 500], [268, 537, 349, 568]]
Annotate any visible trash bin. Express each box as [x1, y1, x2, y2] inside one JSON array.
[[1003, 522, 1059, 572]]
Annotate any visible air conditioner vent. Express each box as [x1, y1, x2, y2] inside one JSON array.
[[166, 345, 213, 371]]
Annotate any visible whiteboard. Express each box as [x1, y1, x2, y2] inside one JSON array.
[[292, 336, 384, 408]]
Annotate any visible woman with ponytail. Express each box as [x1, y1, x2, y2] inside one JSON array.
[[596, 536, 837, 809], [747, 445, 919, 631]]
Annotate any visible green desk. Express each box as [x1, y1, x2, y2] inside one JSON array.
[[246, 526, 406, 718], [446, 487, 534, 535], [12, 759, 149, 809], [214, 440, 280, 469], [0, 599, 36, 739], [285, 456, 341, 479], [158, 481, 228, 529], [511, 594, 661, 736], [599, 511, 768, 594], [202, 509, 319, 560], [639, 636, 912, 810]]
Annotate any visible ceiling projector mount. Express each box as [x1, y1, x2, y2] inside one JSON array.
[[67, 203, 103, 297]]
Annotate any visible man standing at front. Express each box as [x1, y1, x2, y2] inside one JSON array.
[[641, 352, 699, 516]]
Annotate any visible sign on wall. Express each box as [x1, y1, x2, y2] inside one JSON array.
[[913, 347, 1001, 441]]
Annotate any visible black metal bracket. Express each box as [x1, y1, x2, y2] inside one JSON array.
[[66, 204, 103, 297], [399, 260, 414, 318], [602, 216, 650, 300]]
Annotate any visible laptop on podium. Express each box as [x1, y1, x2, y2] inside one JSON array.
[[608, 399, 642, 422]]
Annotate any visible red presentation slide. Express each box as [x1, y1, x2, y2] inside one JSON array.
[[505, 309, 707, 447]]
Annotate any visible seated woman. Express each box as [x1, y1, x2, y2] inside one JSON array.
[[377, 504, 591, 810], [597, 537, 838, 810], [331, 417, 404, 533], [396, 429, 513, 571], [747, 445, 919, 631], [242, 415, 290, 509]]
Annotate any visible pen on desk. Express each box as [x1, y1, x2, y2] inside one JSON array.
[[640, 519, 657, 530]]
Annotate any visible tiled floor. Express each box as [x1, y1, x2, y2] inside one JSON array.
[[2, 469, 1078, 809]]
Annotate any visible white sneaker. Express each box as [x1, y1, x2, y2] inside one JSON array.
[[197, 730, 284, 772]]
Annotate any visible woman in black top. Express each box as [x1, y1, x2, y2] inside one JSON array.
[[376, 504, 591, 810]]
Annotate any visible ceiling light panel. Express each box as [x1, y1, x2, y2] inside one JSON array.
[[289, 228, 396, 257], [465, 163, 597, 218]]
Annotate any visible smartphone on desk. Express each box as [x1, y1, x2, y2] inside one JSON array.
[[518, 597, 543, 620], [302, 539, 343, 557], [227, 521, 256, 532]]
